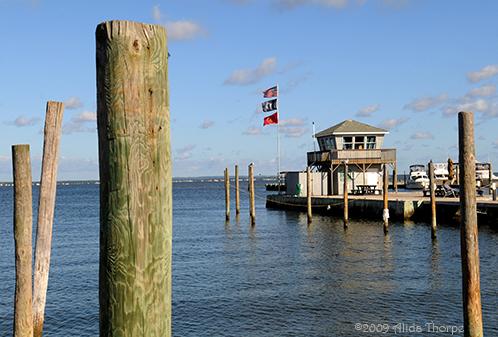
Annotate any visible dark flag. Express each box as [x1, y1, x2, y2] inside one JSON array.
[[263, 112, 278, 126], [263, 86, 278, 98], [262, 99, 278, 112]]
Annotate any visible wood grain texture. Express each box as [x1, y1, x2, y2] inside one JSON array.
[[96, 20, 171, 337], [306, 166, 312, 224], [429, 161, 437, 239], [235, 165, 240, 215], [12, 145, 33, 337], [383, 164, 389, 233], [343, 163, 348, 227], [225, 168, 230, 221], [458, 112, 483, 337], [248, 164, 255, 225], [33, 101, 64, 337]]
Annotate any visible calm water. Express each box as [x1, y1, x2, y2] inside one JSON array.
[[1, 180, 497, 336]]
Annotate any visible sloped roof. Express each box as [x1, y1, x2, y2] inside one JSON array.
[[315, 119, 388, 137]]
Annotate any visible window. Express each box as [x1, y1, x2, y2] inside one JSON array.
[[343, 136, 353, 149], [366, 136, 376, 149], [354, 136, 364, 149]]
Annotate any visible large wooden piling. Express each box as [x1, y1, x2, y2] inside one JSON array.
[[306, 166, 312, 224], [33, 101, 64, 337], [343, 162, 348, 228], [429, 161, 437, 238], [235, 165, 240, 215], [224, 168, 230, 221], [458, 111, 483, 337], [96, 20, 171, 337], [12, 145, 33, 337], [383, 164, 389, 233], [249, 163, 256, 225]]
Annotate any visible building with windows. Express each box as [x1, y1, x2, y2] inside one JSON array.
[[307, 119, 396, 195]]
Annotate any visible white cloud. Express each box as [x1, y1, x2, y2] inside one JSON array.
[[224, 57, 277, 86], [466, 84, 496, 98], [441, 98, 492, 118], [243, 126, 263, 135], [166, 20, 206, 41], [467, 64, 498, 83], [379, 117, 408, 130], [281, 127, 307, 138], [8, 116, 40, 127], [200, 120, 215, 129], [403, 93, 448, 112], [280, 118, 305, 127], [64, 97, 83, 110], [176, 144, 196, 160], [153, 5, 206, 41], [63, 111, 96, 134], [410, 131, 434, 140], [355, 104, 380, 117]]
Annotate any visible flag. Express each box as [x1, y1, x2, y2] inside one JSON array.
[[263, 86, 278, 98], [263, 112, 278, 126], [262, 99, 277, 112]]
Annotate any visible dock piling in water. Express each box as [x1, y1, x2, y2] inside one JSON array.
[[307, 166, 312, 224], [96, 20, 172, 337], [382, 164, 389, 233], [33, 101, 64, 337], [429, 160, 437, 239], [458, 111, 483, 337], [225, 168, 230, 221], [235, 165, 240, 215], [249, 163, 256, 225], [12, 145, 33, 337], [343, 162, 348, 228]]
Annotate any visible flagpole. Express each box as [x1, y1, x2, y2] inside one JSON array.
[[277, 83, 281, 193]]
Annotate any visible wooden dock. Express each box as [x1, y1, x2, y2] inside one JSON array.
[[266, 191, 498, 224]]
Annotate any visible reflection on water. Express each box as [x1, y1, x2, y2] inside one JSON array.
[[0, 181, 497, 336]]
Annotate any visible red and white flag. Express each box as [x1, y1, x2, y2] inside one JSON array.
[[263, 86, 278, 98], [263, 112, 278, 126]]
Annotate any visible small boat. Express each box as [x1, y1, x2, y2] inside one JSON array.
[[433, 162, 449, 184], [406, 164, 430, 189]]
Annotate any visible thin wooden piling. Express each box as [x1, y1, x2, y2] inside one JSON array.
[[343, 162, 348, 227], [492, 187, 497, 201], [429, 161, 437, 239], [249, 163, 256, 225], [383, 164, 389, 233], [96, 20, 171, 337], [393, 163, 398, 192], [306, 166, 312, 224], [235, 165, 240, 215], [458, 111, 483, 337], [225, 168, 230, 221], [33, 101, 64, 337], [488, 163, 493, 187], [12, 145, 33, 337]]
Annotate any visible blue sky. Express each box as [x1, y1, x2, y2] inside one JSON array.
[[1, 0, 498, 180]]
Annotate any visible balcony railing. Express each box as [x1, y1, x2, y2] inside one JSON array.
[[307, 149, 396, 165]]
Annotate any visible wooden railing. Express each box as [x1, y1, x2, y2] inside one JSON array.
[[307, 149, 396, 164]]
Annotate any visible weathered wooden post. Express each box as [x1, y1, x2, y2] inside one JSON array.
[[249, 163, 256, 225], [383, 164, 389, 233], [12, 145, 33, 337], [456, 165, 460, 186], [488, 163, 493, 188], [224, 168, 230, 221], [306, 166, 312, 224], [492, 184, 497, 201], [393, 163, 398, 193], [235, 165, 240, 215], [96, 20, 171, 337], [458, 111, 483, 337], [429, 160, 437, 239], [343, 161, 348, 228], [33, 101, 64, 337]]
